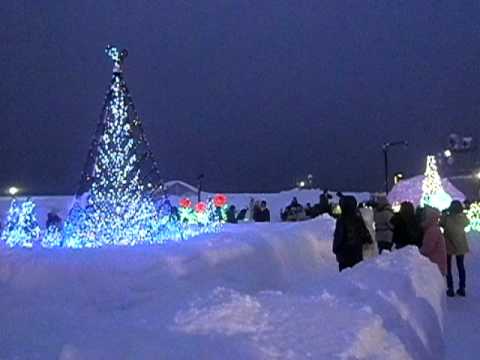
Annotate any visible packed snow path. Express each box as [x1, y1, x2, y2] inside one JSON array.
[[0, 218, 447, 359], [445, 234, 480, 360]]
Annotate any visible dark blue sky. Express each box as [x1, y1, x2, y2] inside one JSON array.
[[1, 1, 480, 194]]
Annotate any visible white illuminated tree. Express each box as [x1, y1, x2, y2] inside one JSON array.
[[78, 46, 158, 246], [421, 155, 452, 210], [1, 199, 40, 248]]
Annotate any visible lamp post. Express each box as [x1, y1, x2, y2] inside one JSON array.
[[197, 174, 204, 202], [382, 141, 408, 194]]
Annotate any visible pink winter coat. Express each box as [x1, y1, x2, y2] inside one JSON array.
[[420, 209, 447, 275]]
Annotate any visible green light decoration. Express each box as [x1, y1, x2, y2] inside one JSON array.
[[466, 202, 480, 233]]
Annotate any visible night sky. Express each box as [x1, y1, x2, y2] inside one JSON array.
[[1, 1, 480, 195]]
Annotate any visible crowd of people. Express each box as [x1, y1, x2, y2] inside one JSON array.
[[280, 190, 334, 221], [11, 190, 472, 298], [224, 199, 271, 224], [225, 190, 334, 224], [332, 194, 470, 298]]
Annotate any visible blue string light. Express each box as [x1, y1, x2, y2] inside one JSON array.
[[1, 46, 225, 249], [1, 199, 41, 248]]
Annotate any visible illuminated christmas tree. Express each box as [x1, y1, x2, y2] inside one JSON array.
[[72, 46, 161, 246], [42, 226, 63, 248], [62, 203, 91, 248], [466, 202, 480, 232], [1, 199, 41, 248], [60, 45, 225, 248], [420, 155, 452, 210]]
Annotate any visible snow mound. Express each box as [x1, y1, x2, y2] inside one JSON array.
[[0, 219, 445, 359], [174, 247, 445, 359]]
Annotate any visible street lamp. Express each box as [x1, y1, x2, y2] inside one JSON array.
[[7, 186, 20, 197], [393, 172, 404, 184], [382, 141, 408, 194]]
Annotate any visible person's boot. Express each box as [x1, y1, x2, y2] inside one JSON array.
[[456, 288, 466, 297], [446, 289, 455, 297]]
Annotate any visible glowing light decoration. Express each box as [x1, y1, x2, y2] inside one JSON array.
[[42, 226, 63, 248], [213, 194, 228, 208], [3, 47, 226, 249], [57, 46, 226, 248], [1, 199, 41, 248], [179, 198, 192, 209], [420, 155, 452, 210], [67, 45, 152, 247], [466, 202, 480, 233]]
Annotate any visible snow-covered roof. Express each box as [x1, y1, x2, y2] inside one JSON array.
[[388, 175, 465, 206], [163, 180, 198, 197]]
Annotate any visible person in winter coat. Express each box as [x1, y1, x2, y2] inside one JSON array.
[[359, 203, 377, 259], [305, 203, 314, 218], [391, 202, 422, 249], [316, 190, 332, 215], [420, 206, 447, 276], [225, 205, 237, 224], [440, 200, 470, 297], [374, 196, 394, 254], [252, 200, 261, 221], [255, 201, 271, 222], [248, 198, 256, 221], [333, 196, 373, 271], [46, 212, 62, 229], [283, 197, 306, 221]]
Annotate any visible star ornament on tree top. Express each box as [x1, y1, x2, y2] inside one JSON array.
[[106, 45, 128, 73]]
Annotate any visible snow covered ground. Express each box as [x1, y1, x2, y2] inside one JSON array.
[[444, 234, 480, 360], [0, 217, 448, 359]]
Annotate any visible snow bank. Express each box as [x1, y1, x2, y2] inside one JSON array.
[[174, 248, 446, 360], [0, 219, 445, 359]]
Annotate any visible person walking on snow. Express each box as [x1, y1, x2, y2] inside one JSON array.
[[374, 196, 394, 254], [440, 200, 470, 297], [333, 196, 373, 271], [420, 206, 447, 277]]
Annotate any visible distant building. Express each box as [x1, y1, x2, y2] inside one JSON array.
[[155, 180, 199, 199]]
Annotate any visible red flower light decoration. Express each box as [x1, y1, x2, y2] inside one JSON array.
[[179, 198, 192, 208], [195, 202, 207, 213], [214, 194, 228, 208]]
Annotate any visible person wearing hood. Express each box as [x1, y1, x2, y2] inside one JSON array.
[[420, 206, 447, 277], [333, 196, 373, 271], [374, 196, 394, 254], [440, 200, 470, 297]]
